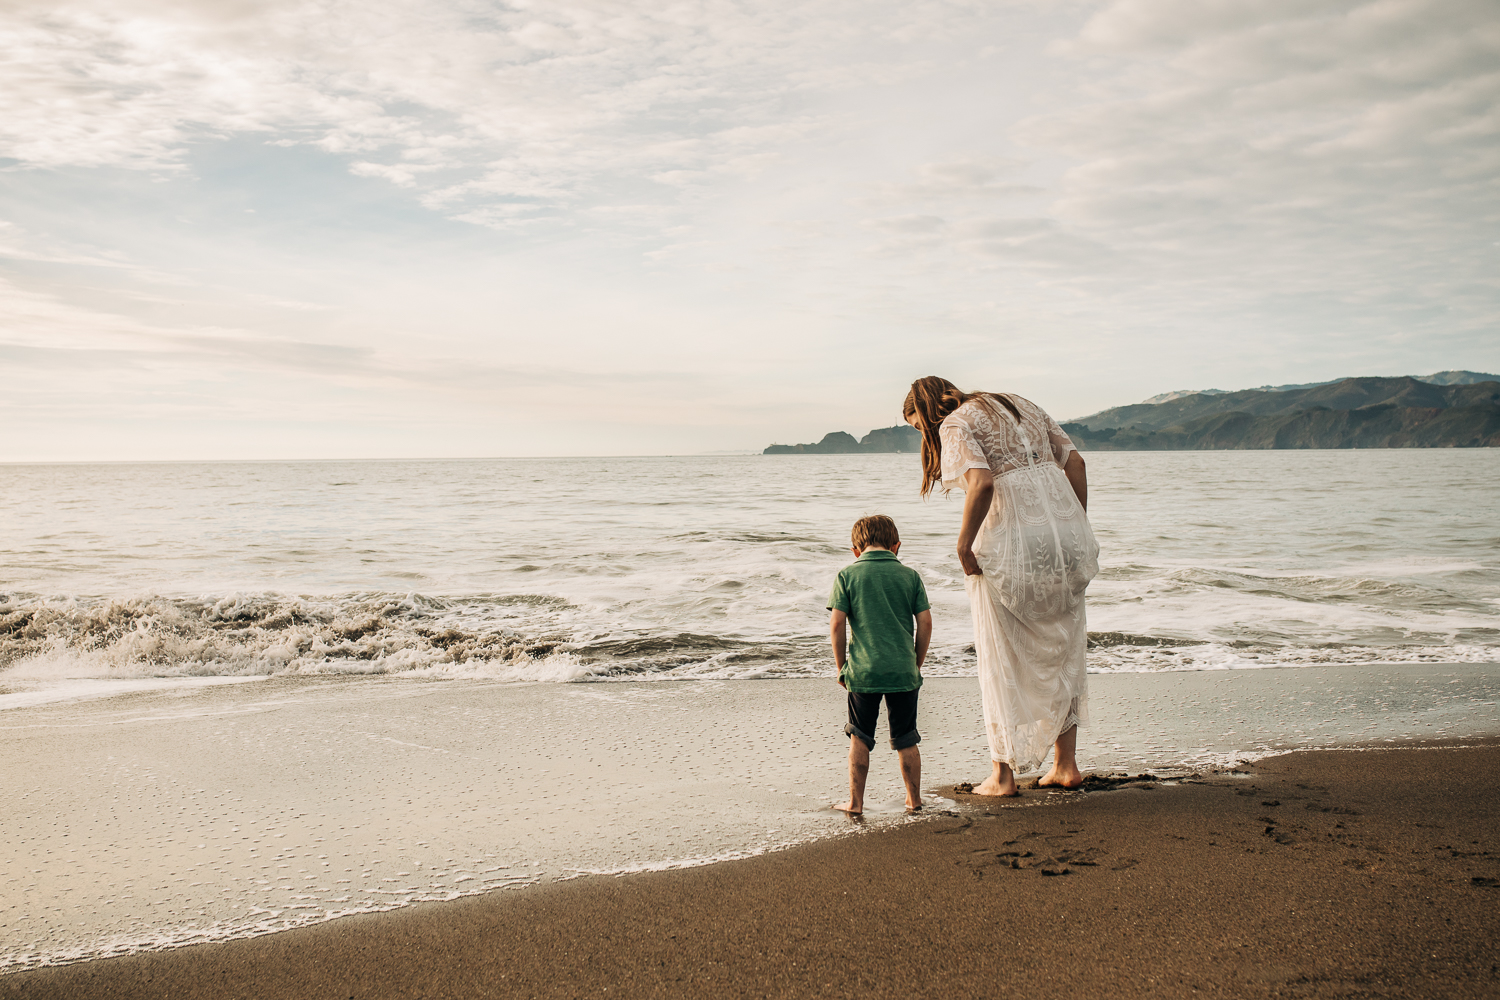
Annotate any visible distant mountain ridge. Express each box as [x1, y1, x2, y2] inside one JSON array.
[[1063, 375, 1500, 450], [764, 424, 920, 454], [1134, 371, 1497, 406], [1419, 370, 1500, 386], [764, 372, 1500, 454]]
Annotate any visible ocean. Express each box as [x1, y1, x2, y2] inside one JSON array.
[[3, 450, 1498, 685], [2, 449, 1498, 970]]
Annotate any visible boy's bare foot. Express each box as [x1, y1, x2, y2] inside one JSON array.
[[972, 774, 1019, 797], [1039, 762, 1085, 789], [831, 802, 863, 815]]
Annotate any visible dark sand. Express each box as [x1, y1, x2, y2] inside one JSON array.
[[6, 740, 1498, 1000]]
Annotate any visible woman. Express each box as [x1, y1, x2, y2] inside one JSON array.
[[904, 376, 1098, 796]]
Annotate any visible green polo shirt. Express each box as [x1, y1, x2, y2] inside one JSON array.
[[827, 549, 931, 693]]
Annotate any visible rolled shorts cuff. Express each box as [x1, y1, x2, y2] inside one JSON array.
[[890, 728, 921, 751], [843, 722, 875, 749]]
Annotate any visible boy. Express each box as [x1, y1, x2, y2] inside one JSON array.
[[827, 514, 932, 815]]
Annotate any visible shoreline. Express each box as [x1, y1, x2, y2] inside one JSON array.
[[1, 665, 1496, 979], [6, 736, 1498, 999]]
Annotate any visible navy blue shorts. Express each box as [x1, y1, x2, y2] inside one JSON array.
[[845, 689, 920, 751]]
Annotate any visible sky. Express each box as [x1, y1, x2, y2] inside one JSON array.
[[2, 0, 1497, 460]]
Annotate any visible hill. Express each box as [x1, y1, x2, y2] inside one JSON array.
[[1062, 376, 1500, 450], [764, 425, 920, 454], [1128, 370, 1496, 411], [764, 374, 1500, 454], [1421, 370, 1500, 386]]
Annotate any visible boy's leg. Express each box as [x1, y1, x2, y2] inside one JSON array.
[[886, 690, 923, 810], [839, 736, 871, 815], [836, 692, 879, 815], [897, 745, 921, 811]]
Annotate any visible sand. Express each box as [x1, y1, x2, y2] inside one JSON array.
[[5, 663, 1495, 974], [4, 738, 1497, 1000]]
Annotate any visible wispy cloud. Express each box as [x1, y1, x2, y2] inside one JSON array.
[[846, 0, 1499, 368], [1028, 0, 1500, 295], [1, 0, 1496, 459], [0, 0, 998, 230]]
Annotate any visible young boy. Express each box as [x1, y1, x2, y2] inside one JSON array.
[[827, 514, 932, 815]]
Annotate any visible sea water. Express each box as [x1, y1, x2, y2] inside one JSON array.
[[3, 450, 1497, 686], [1, 450, 1498, 970]]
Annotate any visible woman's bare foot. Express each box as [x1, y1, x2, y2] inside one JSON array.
[[972, 761, 1019, 797], [972, 775, 1019, 797], [831, 802, 863, 816], [1038, 762, 1084, 789], [1039, 725, 1084, 788]]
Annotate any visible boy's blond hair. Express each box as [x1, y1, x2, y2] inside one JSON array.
[[851, 515, 900, 552]]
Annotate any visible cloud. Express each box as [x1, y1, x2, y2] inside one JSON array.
[[864, 156, 1043, 204], [1032, 0, 1500, 269], [0, 0, 1005, 232], [0, 261, 795, 441], [1, 0, 1496, 458], [855, 0, 1499, 344], [869, 214, 947, 234]]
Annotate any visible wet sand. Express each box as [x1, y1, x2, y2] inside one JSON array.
[[6, 738, 1497, 999], [4, 665, 1496, 971]]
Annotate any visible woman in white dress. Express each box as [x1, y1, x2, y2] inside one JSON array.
[[904, 376, 1098, 796]]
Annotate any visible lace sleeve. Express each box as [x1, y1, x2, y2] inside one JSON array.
[[1043, 411, 1077, 466], [940, 412, 991, 490]]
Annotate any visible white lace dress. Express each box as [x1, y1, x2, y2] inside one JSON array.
[[940, 395, 1099, 772]]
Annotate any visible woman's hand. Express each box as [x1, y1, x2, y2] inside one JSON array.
[[1063, 451, 1087, 511], [957, 467, 995, 576]]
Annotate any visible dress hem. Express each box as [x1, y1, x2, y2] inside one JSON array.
[[988, 713, 1085, 769]]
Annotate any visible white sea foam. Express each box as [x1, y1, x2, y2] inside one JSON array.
[[0, 675, 265, 711], [2, 451, 1497, 974], [0, 870, 549, 975], [0, 451, 1496, 696], [1, 583, 1496, 696]]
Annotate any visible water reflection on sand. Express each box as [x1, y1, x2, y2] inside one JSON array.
[[2, 663, 1496, 972]]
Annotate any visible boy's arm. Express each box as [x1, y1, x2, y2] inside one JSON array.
[[829, 609, 848, 688], [914, 609, 932, 668]]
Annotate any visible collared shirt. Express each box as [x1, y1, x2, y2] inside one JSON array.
[[827, 550, 931, 693]]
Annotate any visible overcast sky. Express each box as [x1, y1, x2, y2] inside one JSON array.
[[3, 0, 1496, 460]]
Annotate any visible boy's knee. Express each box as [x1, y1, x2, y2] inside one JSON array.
[[844, 723, 875, 751]]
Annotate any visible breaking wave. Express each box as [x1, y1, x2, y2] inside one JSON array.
[[0, 592, 592, 682], [2, 589, 1495, 692]]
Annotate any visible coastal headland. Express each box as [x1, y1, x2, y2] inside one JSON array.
[[6, 739, 1497, 999], [763, 424, 920, 454], [1064, 375, 1500, 450], [766, 373, 1500, 453]]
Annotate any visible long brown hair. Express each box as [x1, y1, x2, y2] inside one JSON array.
[[902, 376, 1020, 496]]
